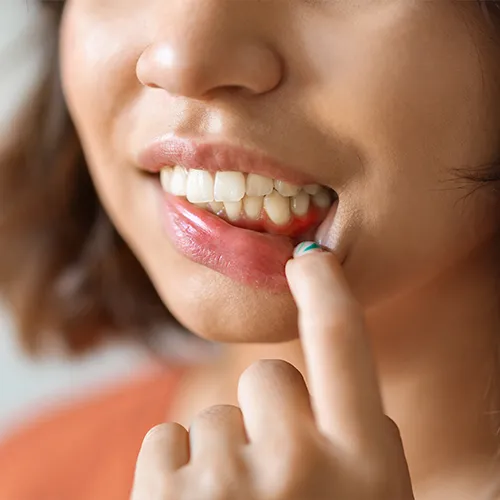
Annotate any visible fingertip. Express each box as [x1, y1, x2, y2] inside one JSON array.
[[286, 241, 325, 281], [286, 244, 353, 309], [287, 242, 336, 280], [293, 241, 324, 258]]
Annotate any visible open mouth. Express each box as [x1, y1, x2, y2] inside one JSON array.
[[139, 139, 338, 290], [159, 166, 337, 239]]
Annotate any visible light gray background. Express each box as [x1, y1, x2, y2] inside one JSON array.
[[0, 1, 149, 437]]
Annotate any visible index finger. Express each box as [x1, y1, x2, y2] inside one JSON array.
[[285, 245, 386, 453]]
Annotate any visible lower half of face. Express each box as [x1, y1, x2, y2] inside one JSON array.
[[60, 0, 500, 343]]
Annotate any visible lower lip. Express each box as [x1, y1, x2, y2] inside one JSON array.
[[160, 190, 337, 291]]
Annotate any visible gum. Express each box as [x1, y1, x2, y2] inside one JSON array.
[[210, 205, 330, 238]]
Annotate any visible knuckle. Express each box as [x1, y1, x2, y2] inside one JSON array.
[[143, 423, 169, 443], [142, 422, 187, 450], [190, 404, 243, 432], [243, 359, 289, 379], [143, 422, 184, 444], [141, 424, 173, 455], [239, 359, 301, 392], [196, 404, 242, 421]]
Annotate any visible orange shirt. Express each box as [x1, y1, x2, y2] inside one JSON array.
[[0, 368, 183, 500]]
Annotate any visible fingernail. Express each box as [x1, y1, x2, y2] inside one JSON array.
[[293, 241, 323, 258]]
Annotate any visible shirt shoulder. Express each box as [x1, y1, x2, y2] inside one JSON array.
[[0, 368, 183, 500]]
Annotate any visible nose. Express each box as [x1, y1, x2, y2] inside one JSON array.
[[136, 1, 283, 100]]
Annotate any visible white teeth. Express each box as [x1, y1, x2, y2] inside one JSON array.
[[304, 184, 321, 195], [161, 166, 332, 223], [243, 196, 263, 220], [214, 172, 246, 202], [169, 166, 188, 196], [312, 189, 331, 208], [274, 180, 300, 197], [246, 173, 274, 197], [160, 167, 172, 192], [186, 169, 214, 203], [209, 201, 224, 214], [291, 191, 310, 217], [224, 201, 242, 221], [264, 190, 291, 226]]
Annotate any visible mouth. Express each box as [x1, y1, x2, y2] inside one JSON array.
[[138, 138, 338, 291], [159, 165, 335, 237]]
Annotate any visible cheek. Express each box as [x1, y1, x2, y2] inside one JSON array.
[[308, 4, 499, 170], [60, 6, 142, 166], [306, 6, 500, 307], [59, 6, 144, 232], [341, 175, 498, 311]]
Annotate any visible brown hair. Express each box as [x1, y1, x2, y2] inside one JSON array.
[[0, 4, 174, 356], [1, 1, 500, 356]]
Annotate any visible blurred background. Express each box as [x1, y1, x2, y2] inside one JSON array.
[[0, 1, 149, 438]]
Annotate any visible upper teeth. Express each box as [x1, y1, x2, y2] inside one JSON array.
[[187, 169, 214, 203], [246, 173, 274, 197], [214, 171, 246, 202], [160, 166, 332, 225]]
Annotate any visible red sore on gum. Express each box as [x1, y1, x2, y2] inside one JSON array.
[[213, 205, 328, 238]]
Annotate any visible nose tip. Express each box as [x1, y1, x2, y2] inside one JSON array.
[[136, 37, 282, 100]]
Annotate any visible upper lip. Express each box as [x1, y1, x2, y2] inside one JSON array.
[[137, 137, 321, 185]]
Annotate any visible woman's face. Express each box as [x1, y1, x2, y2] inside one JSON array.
[[60, 0, 500, 342]]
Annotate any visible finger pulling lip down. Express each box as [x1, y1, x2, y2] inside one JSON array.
[[161, 191, 339, 291], [142, 138, 340, 289]]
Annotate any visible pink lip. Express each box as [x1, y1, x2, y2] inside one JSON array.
[[142, 137, 338, 289], [161, 191, 299, 291], [138, 137, 319, 185]]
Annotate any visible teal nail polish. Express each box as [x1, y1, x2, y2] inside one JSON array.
[[293, 241, 322, 258]]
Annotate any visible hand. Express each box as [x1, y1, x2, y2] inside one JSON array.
[[131, 249, 415, 500]]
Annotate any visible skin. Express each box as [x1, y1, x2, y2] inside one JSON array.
[[59, 0, 500, 497], [133, 251, 416, 500]]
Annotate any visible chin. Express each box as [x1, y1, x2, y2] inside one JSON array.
[[154, 263, 300, 343]]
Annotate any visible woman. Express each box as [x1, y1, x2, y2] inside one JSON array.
[[1, 0, 500, 498]]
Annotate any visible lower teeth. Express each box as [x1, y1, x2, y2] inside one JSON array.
[[191, 187, 334, 227]]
